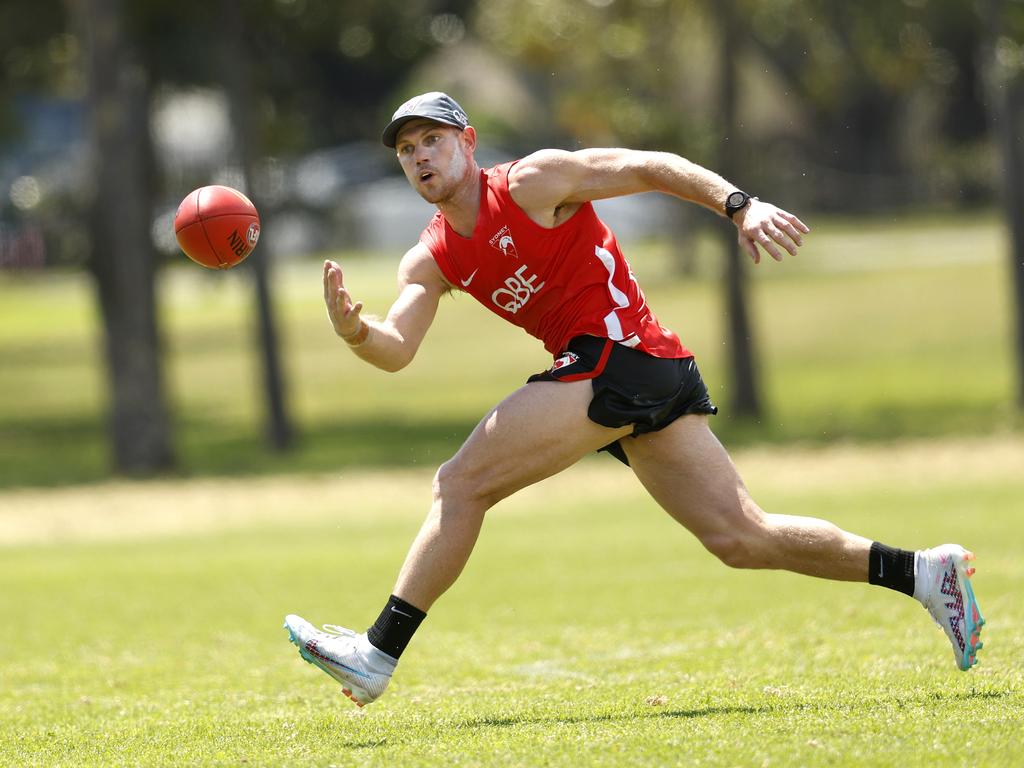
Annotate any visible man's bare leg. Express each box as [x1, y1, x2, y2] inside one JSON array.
[[622, 414, 872, 580], [620, 414, 984, 671], [285, 406, 983, 703], [393, 379, 632, 610], [285, 379, 629, 705]]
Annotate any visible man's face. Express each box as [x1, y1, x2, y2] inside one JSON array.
[[394, 120, 475, 205]]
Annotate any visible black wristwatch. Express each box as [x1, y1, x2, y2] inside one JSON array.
[[725, 190, 753, 219]]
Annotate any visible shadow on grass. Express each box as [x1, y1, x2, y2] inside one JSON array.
[[928, 689, 1013, 702], [335, 705, 774, 750], [457, 704, 771, 731], [338, 688, 1017, 750]]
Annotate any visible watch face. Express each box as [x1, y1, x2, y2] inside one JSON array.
[[727, 192, 747, 208]]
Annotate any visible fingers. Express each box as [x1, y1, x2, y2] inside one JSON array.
[[323, 261, 350, 308], [777, 209, 811, 235], [740, 203, 811, 264], [772, 213, 805, 246], [329, 280, 352, 316], [323, 260, 343, 305], [323, 260, 345, 288], [323, 261, 332, 304], [752, 227, 786, 262], [322, 260, 364, 337], [739, 234, 760, 265], [762, 221, 797, 259]]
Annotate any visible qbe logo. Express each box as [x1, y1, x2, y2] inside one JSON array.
[[491, 264, 545, 314]]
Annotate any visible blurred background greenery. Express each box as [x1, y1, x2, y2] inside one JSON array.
[[0, 0, 1022, 486]]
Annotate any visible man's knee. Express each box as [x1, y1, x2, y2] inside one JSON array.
[[698, 501, 773, 569], [432, 456, 498, 511]]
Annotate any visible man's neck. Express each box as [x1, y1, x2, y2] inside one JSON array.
[[437, 165, 481, 238]]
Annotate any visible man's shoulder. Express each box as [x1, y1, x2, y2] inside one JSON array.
[[482, 159, 521, 185], [504, 150, 580, 223], [506, 149, 572, 177]]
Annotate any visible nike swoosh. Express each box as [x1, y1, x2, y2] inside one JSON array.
[[460, 268, 479, 287], [390, 606, 413, 618]]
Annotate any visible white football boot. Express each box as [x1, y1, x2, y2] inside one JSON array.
[[913, 544, 985, 671], [284, 614, 396, 707]]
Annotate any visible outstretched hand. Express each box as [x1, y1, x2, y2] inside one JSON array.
[[734, 200, 810, 264], [323, 259, 364, 338]]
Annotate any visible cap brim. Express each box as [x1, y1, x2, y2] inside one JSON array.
[[381, 115, 466, 148], [381, 115, 422, 148]]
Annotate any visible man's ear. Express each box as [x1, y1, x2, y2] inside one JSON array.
[[462, 126, 477, 152]]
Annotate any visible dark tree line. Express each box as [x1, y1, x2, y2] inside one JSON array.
[[2, 0, 1022, 475], [3, 0, 473, 474]]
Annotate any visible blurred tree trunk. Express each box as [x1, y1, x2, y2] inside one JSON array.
[[78, 0, 175, 473], [982, 0, 1024, 408], [221, 0, 293, 450], [713, 1, 762, 418]]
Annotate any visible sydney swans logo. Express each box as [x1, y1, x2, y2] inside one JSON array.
[[488, 225, 518, 258]]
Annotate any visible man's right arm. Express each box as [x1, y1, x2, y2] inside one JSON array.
[[323, 243, 449, 372], [510, 148, 809, 264]]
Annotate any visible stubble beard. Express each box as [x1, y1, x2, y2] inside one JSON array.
[[417, 148, 469, 206]]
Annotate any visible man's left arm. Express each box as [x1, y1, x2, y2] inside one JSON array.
[[510, 148, 810, 264]]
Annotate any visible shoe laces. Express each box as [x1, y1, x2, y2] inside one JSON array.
[[322, 624, 358, 638]]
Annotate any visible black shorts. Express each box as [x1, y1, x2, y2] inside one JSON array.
[[526, 335, 718, 465]]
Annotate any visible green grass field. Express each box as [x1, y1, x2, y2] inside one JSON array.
[[2, 440, 1022, 766], [1, 213, 1023, 765]]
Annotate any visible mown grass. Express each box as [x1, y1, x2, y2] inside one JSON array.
[[2, 201, 1022, 764], [1, 440, 1021, 766], [0, 212, 1019, 488]]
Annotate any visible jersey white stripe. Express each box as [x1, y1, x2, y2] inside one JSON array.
[[596, 244, 633, 343], [603, 309, 624, 340], [595, 246, 630, 309]]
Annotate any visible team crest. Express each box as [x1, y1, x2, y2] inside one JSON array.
[[488, 225, 518, 258], [551, 351, 579, 372]]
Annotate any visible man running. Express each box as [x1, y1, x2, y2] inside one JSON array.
[[284, 92, 984, 707]]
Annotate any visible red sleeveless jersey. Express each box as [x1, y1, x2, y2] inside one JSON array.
[[419, 161, 690, 358]]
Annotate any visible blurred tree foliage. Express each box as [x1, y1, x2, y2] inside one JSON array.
[[470, 0, 999, 211], [2, 0, 1013, 219], [741, 0, 992, 209], [129, 0, 474, 153], [0, 1, 77, 141], [473, 0, 718, 156]]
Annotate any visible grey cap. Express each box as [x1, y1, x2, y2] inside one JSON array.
[[381, 92, 469, 148]]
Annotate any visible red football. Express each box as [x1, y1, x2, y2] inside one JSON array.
[[174, 185, 261, 269]]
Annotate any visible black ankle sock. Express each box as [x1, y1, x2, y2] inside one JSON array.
[[868, 542, 916, 596], [366, 595, 427, 659]]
